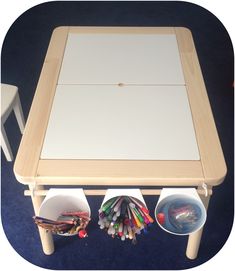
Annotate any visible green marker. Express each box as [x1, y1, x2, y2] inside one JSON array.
[[114, 222, 120, 230], [102, 197, 117, 212], [129, 202, 144, 224], [107, 209, 115, 221], [133, 207, 144, 224]]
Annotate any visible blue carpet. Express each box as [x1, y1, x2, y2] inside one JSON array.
[[1, 1, 234, 270]]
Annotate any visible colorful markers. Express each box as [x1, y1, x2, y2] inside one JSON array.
[[33, 211, 90, 237], [98, 196, 154, 243]]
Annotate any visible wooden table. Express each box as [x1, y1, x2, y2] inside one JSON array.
[[14, 27, 226, 259]]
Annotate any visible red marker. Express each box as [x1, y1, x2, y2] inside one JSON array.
[[118, 222, 123, 237], [129, 197, 150, 214], [78, 229, 88, 238], [157, 213, 165, 225], [141, 207, 149, 214], [123, 218, 130, 225], [118, 232, 123, 237]]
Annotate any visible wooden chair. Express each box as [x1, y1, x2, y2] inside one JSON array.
[[1, 83, 25, 161]]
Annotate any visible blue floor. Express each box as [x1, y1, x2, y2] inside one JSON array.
[[1, 1, 234, 270]]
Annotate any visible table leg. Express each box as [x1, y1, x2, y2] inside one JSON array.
[[186, 188, 211, 259], [29, 184, 54, 255]]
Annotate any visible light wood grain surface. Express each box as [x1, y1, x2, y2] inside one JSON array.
[[175, 27, 227, 185]]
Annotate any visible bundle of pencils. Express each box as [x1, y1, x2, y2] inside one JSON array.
[[98, 196, 154, 243], [33, 211, 90, 237]]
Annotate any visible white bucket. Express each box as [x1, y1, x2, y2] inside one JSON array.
[[99, 189, 153, 241], [39, 189, 91, 236], [155, 188, 207, 236]]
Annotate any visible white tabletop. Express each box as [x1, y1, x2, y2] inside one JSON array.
[[41, 31, 199, 160], [58, 33, 185, 85], [41, 84, 199, 160]]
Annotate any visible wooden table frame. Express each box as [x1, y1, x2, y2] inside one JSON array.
[[14, 27, 226, 259]]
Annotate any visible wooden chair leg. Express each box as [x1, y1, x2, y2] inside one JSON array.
[[13, 93, 25, 134], [1, 124, 13, 161]]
